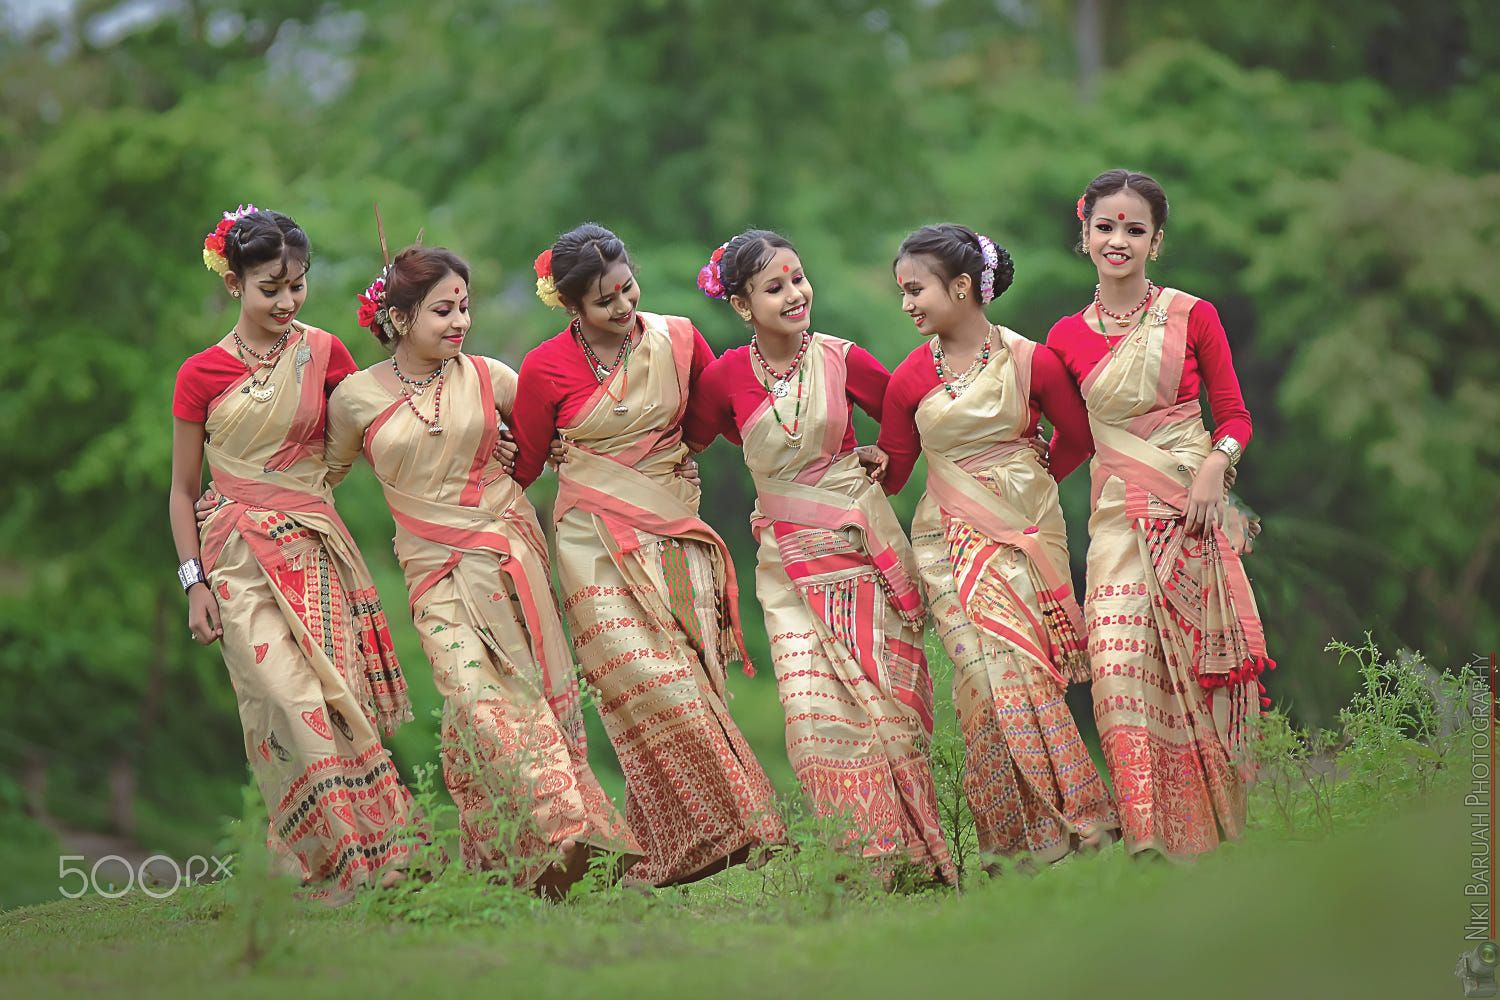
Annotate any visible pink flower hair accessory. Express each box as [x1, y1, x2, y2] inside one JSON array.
[[697, 242, 730, 300]]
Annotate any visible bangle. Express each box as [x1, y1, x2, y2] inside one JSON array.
[[1213, 436, 1243, 467], [177, 557, 206, 592]]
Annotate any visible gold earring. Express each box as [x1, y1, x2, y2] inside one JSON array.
[[1150, 249, 1160, 261], [956, 291, 967, 300], [230, 289, 241, 299]]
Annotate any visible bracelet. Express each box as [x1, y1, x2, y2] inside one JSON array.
[[177, 557, 206, 592], [1213, 436, 1243, 467]]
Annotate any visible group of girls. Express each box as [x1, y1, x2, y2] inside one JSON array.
[[168, 168, 1274, 902]]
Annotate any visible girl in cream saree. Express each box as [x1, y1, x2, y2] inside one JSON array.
[[881, 224, 1118, 867], [1048, 171, 1273, 858], [326, 246, 638, 893], [169, 208, 416, 901], [686, 230, 953, 883], [514, 225, 784, 885]]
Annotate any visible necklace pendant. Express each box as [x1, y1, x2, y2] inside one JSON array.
[[771, 379, 790, 398], [1116, 317, 1132, 327], [427, 425, 444, 436], [785, 430, 803, 447], [250, 385, 275, 402], [612, 403, 628, 415]]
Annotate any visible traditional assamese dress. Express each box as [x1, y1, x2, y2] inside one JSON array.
[[513, 312, 785, 885], [880, 326, 1119, 863], [685, 333, 954, 881], [1047, 290, 1273, 858], [325, 354, 640, 884], [173, 325, 417, 899]]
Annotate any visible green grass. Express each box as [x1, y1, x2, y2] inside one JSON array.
[[0, 786, 1469, 999]]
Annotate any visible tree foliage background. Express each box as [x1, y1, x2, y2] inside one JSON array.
[[0, 0, 1494, 852]]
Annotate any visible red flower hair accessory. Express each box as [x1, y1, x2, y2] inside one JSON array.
[[1076, 195, 1088, 222], [697, 242, 730, 300], [202, 203, 259, 274], [356, 265, 394, 340], [534, 248, 562, 308]]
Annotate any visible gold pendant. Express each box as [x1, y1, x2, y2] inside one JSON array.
[[785, 431, 803, 447], [427, 425, 444, 436]]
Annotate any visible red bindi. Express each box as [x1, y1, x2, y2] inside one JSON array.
[[614, 283, 621, 292], [782, 265, 790, 273], [1117, 213, 1126, 221], [453, 286, 461, 295]]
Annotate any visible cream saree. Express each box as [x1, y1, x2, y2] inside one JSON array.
[[1080, 289, 1271, 858], [326, 355, 639, 885], [196, 326, 416, 901], [553, 312, 785, 885], [911, 326, 1118, 863], [744, 334, 953, 880]]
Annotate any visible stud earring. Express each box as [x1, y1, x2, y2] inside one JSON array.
[[1150, 249, 1160, 261], [230, 289, 241, 299], [956, 291, 967, 300]]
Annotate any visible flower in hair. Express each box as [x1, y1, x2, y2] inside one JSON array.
[[356, 266, 394, 340], [1076, 195, 1087, 222], [976, 233, 1001, 305], [201, 203, 260, 275], [696, 242, 729, 300], [534, 248, 562, 308]]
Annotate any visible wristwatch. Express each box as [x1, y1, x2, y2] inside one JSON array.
[[1213, 436, 1244, 467], [177, 557, 206, 591]]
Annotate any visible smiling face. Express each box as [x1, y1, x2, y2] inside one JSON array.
[[225, 256, 308, 338], [1085, 188, 1163, 280], [572, 259, 641, 340], [895, 253, 969, 338], [398, 270, 471, 363], [732, 246, 812, 339]]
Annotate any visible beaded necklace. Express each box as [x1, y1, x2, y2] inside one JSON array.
[[932, 327, 993, 399], [393, 355, 447, 435], [574, 318, 633, 415], [752, 332, 811, 445]]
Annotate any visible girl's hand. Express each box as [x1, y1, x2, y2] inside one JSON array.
[[493, 429, 518, 474], [674, 456, 701, 485], [187, 584, 223, 645], [546, 437, 569, 470], [854, 444, 889, 483], [1028, 432, 1051, 471], [1185, 451, 1230, 538], [193, 489, 221, 527]]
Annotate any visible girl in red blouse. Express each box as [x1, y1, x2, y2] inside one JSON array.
[[512, 224, 785, 886], [1046, 169, 1274, 859], [168, 208, 418, 901], [684, 230, 955, 885], [877, 223, 1119, 868]]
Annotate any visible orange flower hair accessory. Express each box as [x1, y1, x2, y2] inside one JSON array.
[[202, 203, 259, 274], [534, 248, 562, 308]]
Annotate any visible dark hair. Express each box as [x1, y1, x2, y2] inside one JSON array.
[[718, 229, 797, 302], [376, 245, 471, 349], [893, 223, 1015, 302], [549, 223, 632, 307], [1079, 169, 1170, 230], [224, 210, 310, 280]]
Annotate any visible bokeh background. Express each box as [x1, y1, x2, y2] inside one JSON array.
[[0, 0, 1495, 908]]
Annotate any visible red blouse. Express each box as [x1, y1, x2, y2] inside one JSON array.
[[172, 332, 356, 423], [877, 341, 1093, 494], [511, 319, 717, 487], [683, 341, 889, 451], [1045, 297, 1252, 447]]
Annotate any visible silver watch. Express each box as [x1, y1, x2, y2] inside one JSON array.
[[1213, 436, 1244, 467], [177, 557, 206, 591]]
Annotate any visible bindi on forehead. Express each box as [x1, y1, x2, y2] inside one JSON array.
[[1117, 213, 1126, 220], [782, 265, 790, 273], [613, 283, 621, 292]]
